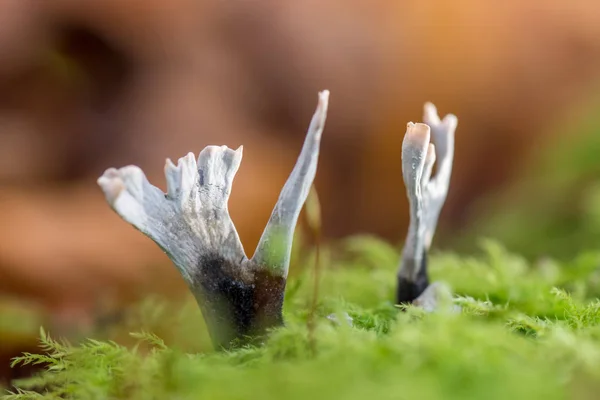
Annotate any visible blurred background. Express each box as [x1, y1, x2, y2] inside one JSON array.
[[2, 0, 600, 384]]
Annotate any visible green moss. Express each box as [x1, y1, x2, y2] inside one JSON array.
[[5, 237, 600, 400]]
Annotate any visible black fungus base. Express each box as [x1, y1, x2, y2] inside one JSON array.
[[396, 250, 430, 305], [192, 253, 286, 350]]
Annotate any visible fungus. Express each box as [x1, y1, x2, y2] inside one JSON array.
[[98, 91, 329, 349], [397, 103, 457, 310]]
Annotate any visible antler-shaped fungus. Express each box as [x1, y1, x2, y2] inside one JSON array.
[[98, 91, 329, 349], [397, 103, 457, 310]]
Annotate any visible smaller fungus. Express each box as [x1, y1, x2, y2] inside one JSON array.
[[397, 103, 458, 310]]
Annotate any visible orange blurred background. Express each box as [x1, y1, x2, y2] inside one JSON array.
[[2, 0, 600, 380]]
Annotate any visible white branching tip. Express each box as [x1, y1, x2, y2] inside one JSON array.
[[97, 91, 329, 348], [251, 90, 329, 277], [421, 103, 457, 248], [397, 103, 458, 304], [97, 146, 246, 285]]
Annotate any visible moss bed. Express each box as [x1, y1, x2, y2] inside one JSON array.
[[2, 236, 600, 399]]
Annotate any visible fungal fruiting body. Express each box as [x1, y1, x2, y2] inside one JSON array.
[[397, 103, 457, 310], [98, 91, 329, 349]]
